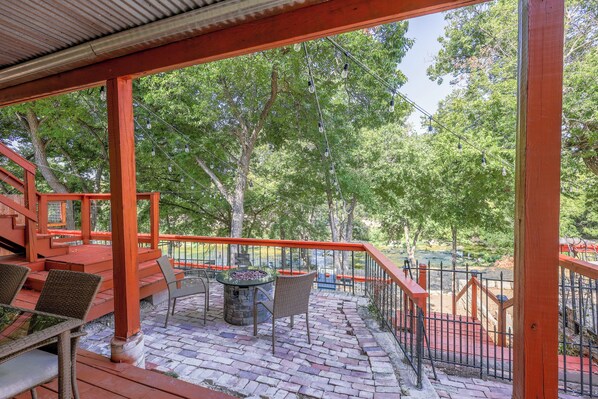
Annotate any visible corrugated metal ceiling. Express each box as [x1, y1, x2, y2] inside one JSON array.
[[0, 0, 227, 68]]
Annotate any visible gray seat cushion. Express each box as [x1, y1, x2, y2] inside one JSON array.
[[0, 349, 58, 399]]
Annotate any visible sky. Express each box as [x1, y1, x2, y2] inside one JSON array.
[[398, 13, 454, 132]]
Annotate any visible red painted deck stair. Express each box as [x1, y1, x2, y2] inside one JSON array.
[[2, 244, 181, 321], [0, 214, 70, 258]]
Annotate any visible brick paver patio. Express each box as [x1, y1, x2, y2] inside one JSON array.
[[429, 369, 588, 399], [81, 284, 403, 399]]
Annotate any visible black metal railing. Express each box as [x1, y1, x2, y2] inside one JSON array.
[[559, 256, 598, 397], [407, 261, 513, 380], [155, 238, 366, 295], [364, 251, 429, 388], [406, 257, 598, 396]]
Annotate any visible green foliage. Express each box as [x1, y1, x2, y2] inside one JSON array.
[[428, 0, 598, 242]]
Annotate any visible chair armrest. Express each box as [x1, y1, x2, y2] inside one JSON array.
[[71, 330, 87, 339], [177, 276, 208, 291], [253, 286, 273, 302], [186, 268, 210, 280]]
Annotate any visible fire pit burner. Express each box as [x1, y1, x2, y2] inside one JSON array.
[[216, 268, 275, 325], [229, 270, 268, 281]]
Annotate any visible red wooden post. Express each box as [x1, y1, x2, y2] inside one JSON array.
[[24, 170, 37, 262], [149, 192, 160, 250], [513, 0, 564, 397], [81, 195, 91, 245], [38, 194, 48, 234], [106, 76, 144, 366]]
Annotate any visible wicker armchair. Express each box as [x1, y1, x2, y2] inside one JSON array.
[[253, 271, 317, 354], [0, 263, 29, 305], [156, 255, 210, 327], [0, 270, 101, 399], [36, 270, 102, 399]]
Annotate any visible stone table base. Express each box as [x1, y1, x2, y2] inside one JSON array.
[[223, 282, 273, 325]]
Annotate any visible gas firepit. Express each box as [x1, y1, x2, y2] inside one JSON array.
[[216, 268, 275, 325], [229, 269, 269, 281]]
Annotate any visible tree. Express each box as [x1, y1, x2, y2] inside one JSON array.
[[428, 0, 598, 247], [363, 124, 437, 265], [0, 91, 110, 229]]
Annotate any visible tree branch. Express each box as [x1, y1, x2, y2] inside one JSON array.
[[251, 67, 279, 144], [194, 155, 231, 204]]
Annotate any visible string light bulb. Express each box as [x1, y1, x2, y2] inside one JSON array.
[[308, 80, 315, 94], [458, 139, 462, 151], [482, 152, 487, 167], [293, 43, 301, 52], [388, 98, 395, 113], [249, 180, 254, 188], [168, 164, 172, 173], [341, 62, 349, 79], [180, 177, 184, 183], [318, 121, 324, 133], [428, 116, 433, 132], [151, 147, 156, 156], [324, 148, 329, 157], [146, 119, 151, 130], [502, 167, 507, 176], [329, 163, 335, 173], [99, 86, 106, 101], [185, 144, 190, 153]]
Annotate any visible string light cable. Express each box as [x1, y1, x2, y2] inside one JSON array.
[[303, 42, 349, 216], [324, 37, 513, 171]]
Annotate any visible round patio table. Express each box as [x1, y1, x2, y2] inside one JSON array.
[[216, 268, 275, 325]]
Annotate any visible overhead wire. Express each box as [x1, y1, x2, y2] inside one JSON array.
[[325, 37, 514, 171], [303, 42, 348, 216]]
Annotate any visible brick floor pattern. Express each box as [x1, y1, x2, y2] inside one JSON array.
[[81, 285, 402, 399], [430, 369, 588, 399]]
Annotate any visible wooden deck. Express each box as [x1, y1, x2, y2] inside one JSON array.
[[1, 244, 181, 321], [14, 350, 234, 399]]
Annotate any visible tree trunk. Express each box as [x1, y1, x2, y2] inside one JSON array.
[[451, 224, 458, 269], [404, 223, 415, 267], [344, 196, 357, 243], [230, 150, 250, 238], [280, 225, 287, 270], [19, 108, 76, 229], [404, 223, 422, 267], [341, 196, 357, 284], [195, 67, 278, 244]]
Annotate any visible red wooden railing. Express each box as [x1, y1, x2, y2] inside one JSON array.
[[559, 254, 598, 279], [41, 192, 160, 249], [46, 228, 427, 306], [0, 141, 38, 261]]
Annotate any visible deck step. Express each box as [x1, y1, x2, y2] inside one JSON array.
[[15, 270, 182, 322], [0, 255, 45, 272], [26, 258, 163, 292], [45, 247, 162, 273]]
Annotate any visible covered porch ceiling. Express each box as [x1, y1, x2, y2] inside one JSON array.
[[0, 0, 488, 106], [0, 0, 321, 90]]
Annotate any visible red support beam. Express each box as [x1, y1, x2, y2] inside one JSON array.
[[24, 170, 37, 262], [513, 0, 564, 397], [149, 192, 160, 250], [106, 77, 141, 342], [81, 195, 91, 245], [0, 0, 488, 107]]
